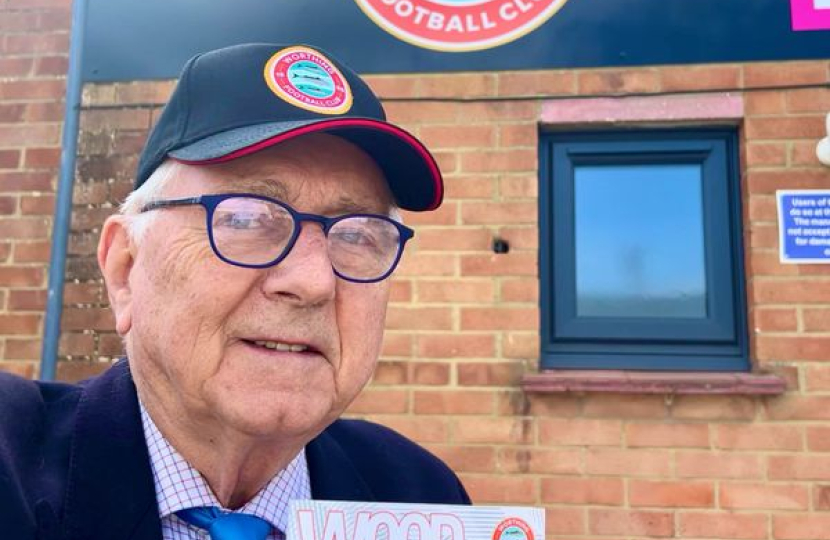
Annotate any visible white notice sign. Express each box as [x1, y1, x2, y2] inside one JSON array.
[[287, 500, 544, 540], [777, 189, 830, 263]]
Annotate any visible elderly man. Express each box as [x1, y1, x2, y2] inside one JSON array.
[[0, 43, 469, 540]]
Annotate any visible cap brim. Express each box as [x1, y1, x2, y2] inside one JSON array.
[[168, 118, 443, 211]]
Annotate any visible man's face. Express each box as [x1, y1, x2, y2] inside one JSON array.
[[116, 134, 393, 443]]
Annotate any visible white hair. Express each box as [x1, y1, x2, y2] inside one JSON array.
[[389, 205, 402, 223], [120, 160, 182, 242]]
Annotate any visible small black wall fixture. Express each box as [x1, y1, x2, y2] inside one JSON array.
[[492, 238, 510, 254]]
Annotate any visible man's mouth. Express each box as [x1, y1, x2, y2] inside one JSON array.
[[250, 340, 309, 353], [242, 338, 320, 355]]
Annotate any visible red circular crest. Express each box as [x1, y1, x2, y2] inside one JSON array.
[[353, 0, 570, 52], [264, 46, 353, 115], [492, 518, 534, 540]]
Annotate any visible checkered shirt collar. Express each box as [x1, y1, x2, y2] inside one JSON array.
[[139, 400, 311, 533]]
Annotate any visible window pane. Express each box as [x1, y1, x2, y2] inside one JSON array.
[[574, 164, 707, 318]]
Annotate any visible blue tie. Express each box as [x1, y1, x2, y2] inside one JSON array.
[[176, 507, 272, 540]]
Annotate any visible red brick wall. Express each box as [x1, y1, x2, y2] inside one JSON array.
[[3, 8, 830, 537], [0, 0, 69, 378]]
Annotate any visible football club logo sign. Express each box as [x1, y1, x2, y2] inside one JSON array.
[[264, 46, 353, 115], [492, 517, 534, 540], [353, 0, 570, 52]]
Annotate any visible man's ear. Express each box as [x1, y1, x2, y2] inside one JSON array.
[[98, 216, 135, 336]]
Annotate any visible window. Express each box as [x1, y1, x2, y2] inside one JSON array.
[[539, 128, 748, 371]]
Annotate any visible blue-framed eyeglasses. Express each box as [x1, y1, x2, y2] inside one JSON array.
[[140, 193, 414, 283]]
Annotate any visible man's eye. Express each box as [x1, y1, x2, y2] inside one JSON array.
[[216, 212, 264, 229], [334, 229, 374, 246]]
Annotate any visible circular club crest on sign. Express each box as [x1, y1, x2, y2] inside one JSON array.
[[353, 0, 570, 52], [492, 518, 534, 540], [264, 46, 353, 115]]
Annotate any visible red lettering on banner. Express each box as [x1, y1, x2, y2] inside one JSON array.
[[295, 509, 465, 540]]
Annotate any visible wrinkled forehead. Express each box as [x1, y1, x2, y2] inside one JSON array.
[[166, 134, 395, 215]]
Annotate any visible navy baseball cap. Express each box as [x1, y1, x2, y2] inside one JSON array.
[[135, 43, 443, 211]]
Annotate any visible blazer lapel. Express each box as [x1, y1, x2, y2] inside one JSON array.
[[306, 427, 375, 502], [61, 361, 374, 538], [62, 360, 162, 540]]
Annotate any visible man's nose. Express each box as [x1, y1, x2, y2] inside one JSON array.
[[260, 222, 336, 305]]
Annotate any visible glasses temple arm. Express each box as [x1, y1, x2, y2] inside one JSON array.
[[140, 197, 203, 213]]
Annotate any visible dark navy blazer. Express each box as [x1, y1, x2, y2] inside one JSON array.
[[0, 360, 470, 540]]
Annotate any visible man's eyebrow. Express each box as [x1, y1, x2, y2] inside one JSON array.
[[323, 196, 388, 216], [213, 179, 390, 215], [221, 178, 290, 200]]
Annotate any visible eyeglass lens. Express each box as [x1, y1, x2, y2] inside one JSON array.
[[210, 196, 403, 280]]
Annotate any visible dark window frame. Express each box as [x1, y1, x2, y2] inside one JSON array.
[[539, 128, 749, 371]]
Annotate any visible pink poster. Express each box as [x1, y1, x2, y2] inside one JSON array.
[[791, 0, 830, 30]]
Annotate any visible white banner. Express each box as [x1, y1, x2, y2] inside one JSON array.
[[287, 500, 544, 540]]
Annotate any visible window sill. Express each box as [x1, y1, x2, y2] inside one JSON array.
[[522, 370, 786, 395]]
